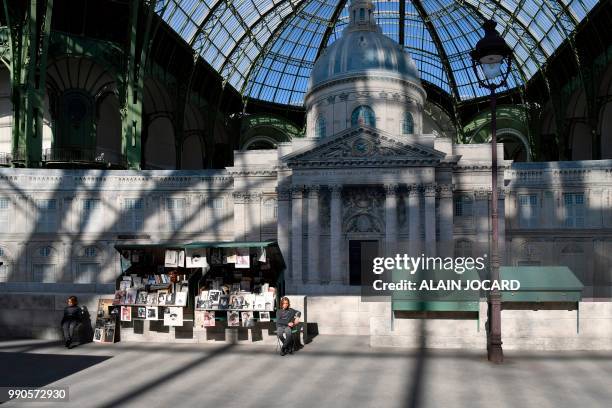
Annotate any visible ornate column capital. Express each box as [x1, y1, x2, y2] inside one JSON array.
[[383, 183, 400, 196], [474, 189, 489, 200], [246, 192, 263, 203], [276, 185, 291, 201], [307, 184, 321, 197], [232, 191, 247, 204], [329, 184, 343, 199], [407, 184, 421, 197], [291, 185, 305, 199], [438, 184, 454, 198], [424, 184, 437, 197]]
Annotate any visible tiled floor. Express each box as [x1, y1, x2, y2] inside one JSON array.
[[0, 336, 611, 408]]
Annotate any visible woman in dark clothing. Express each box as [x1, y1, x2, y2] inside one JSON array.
[[276, 297, 300, 356], [61, 296, 83, 348]]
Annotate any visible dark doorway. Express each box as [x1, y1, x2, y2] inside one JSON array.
[[348, 240, 378, 286]]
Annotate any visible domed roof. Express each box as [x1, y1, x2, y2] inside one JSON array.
[[158, 0, 598, 106], [309, 28, 420, 91]]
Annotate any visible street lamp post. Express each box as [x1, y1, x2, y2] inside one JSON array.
[[470, 20, 512, 364]]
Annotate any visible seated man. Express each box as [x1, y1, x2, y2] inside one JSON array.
[[276, 296, 300, 356], [61, 296, 83, 348]]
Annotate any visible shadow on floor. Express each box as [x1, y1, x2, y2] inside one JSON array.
[[0, 352, 111, 387]]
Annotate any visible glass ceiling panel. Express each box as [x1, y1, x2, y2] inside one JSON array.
[[157, 0, 600, 106]]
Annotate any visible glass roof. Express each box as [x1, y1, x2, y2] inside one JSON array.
[[155, 0, 599, 106]]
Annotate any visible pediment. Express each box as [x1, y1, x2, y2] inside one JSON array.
[[283, 126, 447, 168]]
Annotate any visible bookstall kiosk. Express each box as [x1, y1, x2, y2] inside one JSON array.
[[102, 241, 285, 344]]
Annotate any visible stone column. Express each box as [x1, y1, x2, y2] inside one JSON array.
[[439, 184, 454, 257], [408, 184, 421, 256], [291, 186, 304, 284], [307, 185, 320, 284], [276, 186, 291, 271], [330, 184, 343, 284], [384, 184, 399, 256], [424, 184, 437, 256]]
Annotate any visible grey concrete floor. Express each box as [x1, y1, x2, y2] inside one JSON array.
[[0, 336, 611, 408]]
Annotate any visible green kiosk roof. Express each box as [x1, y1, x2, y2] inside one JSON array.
[[115, 240, 278, 250], [500, 266, 583, 302]]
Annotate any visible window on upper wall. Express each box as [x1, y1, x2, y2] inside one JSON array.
[[0, 197, 9, 231], [563, 193, 585, 228], [122, 198, 144, 232], [76, 263, 98, 284], [454, 195, 473, 218], [315, 115, 326, 138], [84, 246, 97, 258], [402, 112, 414, 135], [212, 197, 225, 210], [166, 197, 186, 231], [351, 106, 376, 128], [82, 198, 101, 224], [263, 198, 277, 221], [36, 199, 58, 232], [39, 246, 52, 257], [33, 264, 55, 283], [518, 194, 538, 228]]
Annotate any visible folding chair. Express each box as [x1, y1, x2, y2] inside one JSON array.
[[275, 324, 301, 354]]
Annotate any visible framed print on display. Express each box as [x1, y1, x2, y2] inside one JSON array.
[[259, 311, 271, 322], [120, 306, 132, 321], [157, 290, 168, 306], [93, 327, 104, 342], [227, 311, 240, 327], [137, 306, 147, 319], [146, 307, 158, 320], [204, 311, 215, 327], [163, 307, 183, 327]]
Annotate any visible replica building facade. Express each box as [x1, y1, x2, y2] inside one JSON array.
[[0, 0, 611, 348]]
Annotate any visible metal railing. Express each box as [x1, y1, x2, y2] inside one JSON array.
[[0, 152, 11, 166], [43, 147, 127, 168]]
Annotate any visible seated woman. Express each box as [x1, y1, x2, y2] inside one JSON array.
[[276, 296, 300, 356], [61, 296, 83, 348]]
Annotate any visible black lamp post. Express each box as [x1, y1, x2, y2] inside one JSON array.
[[470, 20, 512, 364]]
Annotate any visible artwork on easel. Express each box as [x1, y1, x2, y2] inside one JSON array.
[[93, 327, 104, 343], [103, 325, 115, 343]]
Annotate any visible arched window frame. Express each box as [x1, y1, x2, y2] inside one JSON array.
[[315, 115, 326, 138], [263, 198, 278, 221], [402, 111, 414, 135], [351, 105, 376, 128]]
